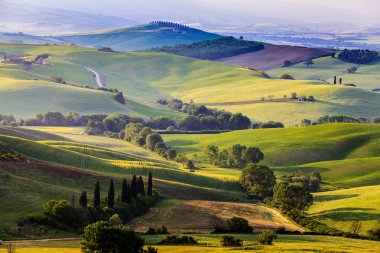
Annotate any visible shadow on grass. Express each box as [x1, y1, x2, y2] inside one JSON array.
[[311, 207, 380, 221], [314, 194, 359, 202]]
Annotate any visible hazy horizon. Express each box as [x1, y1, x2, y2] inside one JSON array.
[[3, 0, 379, 33]]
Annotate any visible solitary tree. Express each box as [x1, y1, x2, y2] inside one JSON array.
[[131, 175, 138, 199], [108, 179, 115, 208], [334, 76, 337, 85], [304, 58, 314, 67], [239, 163, 276, 198], [147, 172, 153, 196], [79, 191, 88, 208], [339, 77, 343, 85], [81, 221, 146, 253], [94, 182, 100, 208]]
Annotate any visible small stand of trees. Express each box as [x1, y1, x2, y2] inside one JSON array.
[[204, 144, 264, 169], [157, 98, 252, 131], [81, 221, 158, 253], [338, 49, 378, 64]]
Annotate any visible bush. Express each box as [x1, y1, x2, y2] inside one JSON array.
[[368, 222, 380, 240], [257, 230, 277, 245], [281, 73, 295, 80], [81, 221, 145, 253], [158, 235, 198, 245], [226, 217, 253, 233], [220, 235, 243, 246]]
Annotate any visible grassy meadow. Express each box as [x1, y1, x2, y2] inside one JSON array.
[[2, 234, 380, 253], [1, 43, 379, 125], [268, 56, 380, 91]]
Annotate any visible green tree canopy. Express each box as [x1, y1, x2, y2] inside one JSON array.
[[239, 163, 276, 198]]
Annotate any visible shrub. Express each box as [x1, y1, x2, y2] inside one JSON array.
[[226, 217, 253, 233], [368, 221, 380, 240], [281, 73, 295, 80], [158, 235, 198, 245], [257, 230, 277, 245], [81, 221, 145, 253], [220, 235, 243, 246]]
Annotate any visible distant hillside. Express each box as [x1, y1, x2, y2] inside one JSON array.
[[217, 44, 332, 70], [0, 32, 62, 45], [58, 22, 220, 51], [146, 36, 264, 60]]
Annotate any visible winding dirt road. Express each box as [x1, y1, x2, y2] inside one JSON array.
[[84, 66, 105, 88]]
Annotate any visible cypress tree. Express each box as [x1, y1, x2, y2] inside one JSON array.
[[79, 191, 88, 208], [147, 172, 153, 196], [94, 182, 100, 208], [339, 77, 343, 85], [126, 183, 132, 203], [121, 179, 128, 203], [334, 76, 337, 85], [138, 176, 145, 196], [108, 179, 115, 208], [131, 174, 138, 199]]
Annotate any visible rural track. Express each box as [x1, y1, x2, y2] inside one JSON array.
[[84, 66, 106, 88], [4, 238, 79, 244], [203, 98, 296, 106]]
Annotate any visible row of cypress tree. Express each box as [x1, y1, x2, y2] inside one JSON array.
[[79, 172, 154, 209]]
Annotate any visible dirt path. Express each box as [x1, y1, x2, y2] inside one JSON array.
[[128, 200, 305, 233], [4, 238, 79, 244], [84, 66, 105, 88]]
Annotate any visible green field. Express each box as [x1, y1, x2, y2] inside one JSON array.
[[1, 43, 379, 124], [2, 234, 380, 253], [310, 185, 380, 234], [268, 56, 380, 91], [57, 23, 220, 51]]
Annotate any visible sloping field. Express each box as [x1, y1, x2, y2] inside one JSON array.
[[3, 234, 380, 253], [128, 199, 302, 233], [268, 56, 380, 91], [163, 124, 380, 165], [217, 45, 332, 70], [1, 43, 379, 124], [58, 24, 220, 51], [309, 185, 380, 233]]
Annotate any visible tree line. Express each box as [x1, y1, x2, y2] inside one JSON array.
[[147, 36, 264, 60], [19, 173, 158, 233], [301, 115, 380, 126], [157, 98, 252, 130], [338, 49, 378, 64], [204, 144, 264, 169]]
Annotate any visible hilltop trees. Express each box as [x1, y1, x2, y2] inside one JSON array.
[[338, 49, 378, 64], [147, 36, 264, 60], [240, 163, 276, 198]]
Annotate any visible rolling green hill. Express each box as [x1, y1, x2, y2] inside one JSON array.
[[268, 56, 380, 91], [163, 124, 380, 187], [1, 43, 379, 124], [310, 185, 380, 234], [57, 23, 220, 51]]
